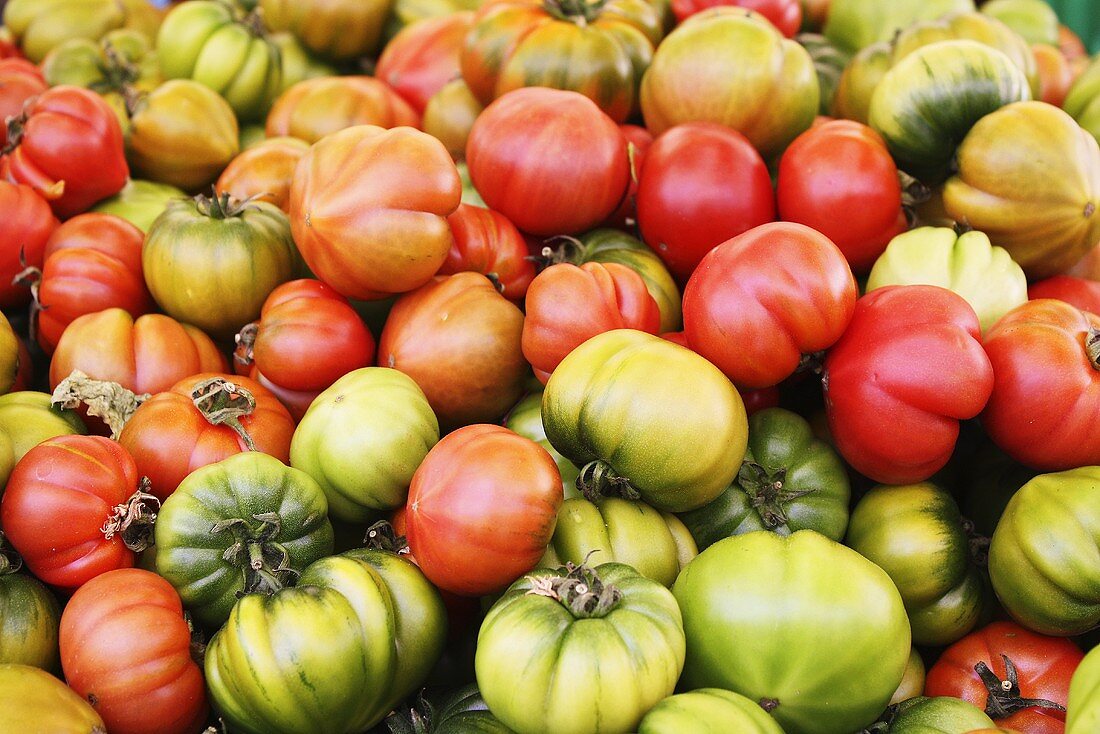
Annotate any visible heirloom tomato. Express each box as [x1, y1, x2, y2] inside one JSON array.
[[830, 40, 892, 123], [1064, 55, 1100, 144], [671, 0, 799, 34], [1033, 43, 1073, 107], [0, 181, 57, 310], [0, 533, 60, 670], [260, 0, 391, 61], [40, 30, 160, 113], [3, 0, 163, 64], [0, 314, 16, 396], [270, 32, 335, 93], [60, 569, 207, 734], [823, 285, 994, 485], [1028, 276, 1100, 315], [1068, 645, 1100, 734], [980, 0, 1058, 46], [439, 204, 535, 301], [422, 79, 483, 161], [0, 663, 105, 733], [638, 689, 785, 733], [884, 697, 997, 732], [823, 0, 976, 54], [265, 76, 419, 144], [376, 13, 473, 115], [215, 137, 310, 213], [0, 59, 46, 146], [0, 391, 85, 490], [892, 649, 928, 705], [386, 685, 513, 734], [505, 391, 580, 499], [91, 179, 186, 232]]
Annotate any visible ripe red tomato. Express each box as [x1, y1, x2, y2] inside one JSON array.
[[683, 222, 857, 388], [1027, 275, 1100, 316], [0, 180, 57, 309], [60, 568, 208, 734], [439, 203, 536, 301], [670, 0, 802, 36], [1, 86, 128, 219], [636, 122, 775, 284], [776, 120, 906, 274], [405, 424, 562, 596], [466, 87, 630, 236], [823, 285, 994, 484], [925, 621, 1083, 734], [604, 123, 654, 229], [0, 58, 46, 146], [375, 12, 474, 114]]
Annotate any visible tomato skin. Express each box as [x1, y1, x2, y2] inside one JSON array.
[[2, 86, 128, 219], [0, 181, 58, 310], [523, 262, 660, 383], [603, 123, 653, 229], [638, 689, 785, 733], [636, 122, 775, 284], [0, 561, 61, 671], [887, 697, 997, 732], [59, 569, 207, 734], [831, 39, 891, 124], [823, 285, 994, 485], [671, 0, 801, 36], [265, 76, 419, 144], [1068, 644, 1100, 734], [1028, 276, 1100, 317], [466, 87, 630, 236], [505, 390, 581, 499], [260, 0, 391, 61], [91, 179, 187, 233], [925, 622, 1083, 733], [0, 436, 142, 591], [215, 137, 310, 213], [683, 222, 856, 388], [0, 58, 46, 146], [439, 204, 535, 301], [777, 120, 904, 273], [376, 13, 473, 114], [0, 663, 106, 733], [405, 424, 562, 596], [0, 391, 86, 491], [422, 79, 484, 161]]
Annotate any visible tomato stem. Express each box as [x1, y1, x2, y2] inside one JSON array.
[[363, 520, 409, 555], [736, 461, 816, 532], [233, 322, 259, 371], [525, 562, 622, 618], [976, 655, 1067, 718], [2, 111, 26, 155], [96, 41, 141, 93], [213, 513, 300, 596], [577, 460, 641, 503], [0, 531, 24, 576], [51, 370, 151, 440], [1085, 327, 1100, 371], [100, 480, 160, 553], [191, 377, 258, 451], [542, 0, 608, 24]]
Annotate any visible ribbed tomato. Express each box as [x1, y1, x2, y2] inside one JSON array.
[[438, 204, 535, 301], [215, 137, 310, 213], [265, 76, 419, 144], [376, 12, 473, 114], [1027, 276, 1100, 316], [671, 0, 801, 36], [0, 59, 45, 146], [0, 180, 57, 310]]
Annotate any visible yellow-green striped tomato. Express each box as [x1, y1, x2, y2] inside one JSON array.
[[0, 549, 61, 670], [0, 391, 86, 493], [1068, 643, 1100, 734], [638, 689, 785, 734]]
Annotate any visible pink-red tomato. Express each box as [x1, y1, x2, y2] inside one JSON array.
[[375, 13, 474, 115], [671, 0, 801, 36], [1027, 275, 1100, 316], [0, 58, 46, 146], [439, 203, 536, 301], [0, 180, 57, 309]]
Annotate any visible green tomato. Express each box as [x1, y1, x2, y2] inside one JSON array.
[[476, 562, 685, 734], [0, 539, 60, 671], [798, 32, 852, 115], [91, 179, 187, 232], [869, 40, 1031, 183], [980, 0, 1059, 46], [673, 530, 911, 734], [831, 40, 892, 123], [988, 466, 1100, 636], [866, 227, 1027, 333], [884, 696, 996, 732], [823, 0, 975, 54], [847, 483, 988, 646], [386, 685, 515, 734], [1068, 643, 1100, 734], [543, 329, 747, 513], [0, 391, 86, 492], [638, 689, 785, 734], [5, 0, 126, 63], [157, 0, 281, 123], [1064, 55, 1100, 146], [678, 407, 850, 549], [890, 649, 928, 706], [290, 367, 440, 522], [505, 391, 580, 499], [540, 496, 697, 588], [154, 451, 335, 628], [41, 28, 160, 90], [270, 32, 336, 93]]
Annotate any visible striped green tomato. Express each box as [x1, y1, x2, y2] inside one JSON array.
[[0, 538, 60, 670], [505, 391, 580, 499], [1068, 643, 1100, 734], [0, 391, 85, 492], [638, 689, 785, 733]]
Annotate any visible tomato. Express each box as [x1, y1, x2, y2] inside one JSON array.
[[980, 0, 1058, 47], [215, 137, 309, 213], [49, 309, 226, 397], [831, 40, 891, 123], [543, 329, 747, 513], [438, 204, 535, 301], [0, 314, 16, 399], [1064, 56, 1100, 144], [118, 373, 293, 501], [270, 31, 335, 92], [477, 562, 685, 733], [290, 367, 439, 522], [882, 697, 998, 732], [91, 178, 187, 232], [640, 8, 818, 159], [3, 0, 163, 64], [683, 222, 856, 388], [867, 227, 1028, 334], [523, 262, 660, 383], [823, 0, 976, 54], [127, 79, 239, 192], [943, 101, 1100, 280], [1067, 644, 1100, 734], [290, 124, 460, 300], [0, 663, 106, 733], [678, 407, 850, 548], [376, 13, 473, 115], [823, 285, 994, 485], [671, 0, 800, 34], [379, 273, 527, 431], [467, 87, 630, 236], [987, 467, 1100, 636], [0, 391, 86, 491], [30, 213, 153, 354], [405, 424, 561, 596], [422, 79, 483, 161], [0, 181, 57, 310], [386, 685, 513, 733], [0, 533, 60, 670], [777, 120, 904, 273], [260, 0, 391, 61], [60, 569, 207, 734], [265, 76, 419, 145], [674, 530, 911, 734], [892, 649, 928, 705], [926, 621, 1083, 733], [40, 30, 160, 115], [155, 451, 334, 627], [1028, 276, 1100, 316], [505, 390, 581, 499], [981, 300, 1100, 471], [638, 689, 785, 733], [0, 59, 46, 146], [0, 435, 154, 591]]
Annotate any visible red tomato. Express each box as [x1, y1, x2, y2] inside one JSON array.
[[522, 261, 660, 383], [776, 120, 906, 274], [925, 621, 1082, 734], [117, 373, 294, 501], [0, 59, 46, 146], [603, 123, 653, 228], [741, 385, 781, 416], [60, 568, 208, 734], [636, 122, 775, 284], [670, 0, 801, 36], [683, 222, 857, 388], [466, 87, 630, 236], [265, 76, 421, 144], [34, 213, 154, 354], [1027, 275, 1100, 316], [438, 203, 536, 301], [1, 86, 128, 219], [0, 436, 151, 590], [405, 424, 562, 596], [661, 330, 689, 347], [0, 180, 57, 309], [981, 299, 1100, 471], [1033, 44, 1074, 107], [375, 12, 474, 115], [823, 285, 994, 484]]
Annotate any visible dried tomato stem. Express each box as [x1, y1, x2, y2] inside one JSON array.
[[190, 377, 258, 451], [52, 370, 150, 439], [976, 656, 1067, 718], [101, 480, 160, 552], [576, 460, 641, 503], [525, 561, 622, 618]]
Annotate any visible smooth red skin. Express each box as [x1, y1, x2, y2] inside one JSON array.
[[741, 385, 781, 416], [439, 203, 536, 301], [60, 569, 209, 734], [376, 12, 473, 115], [522, 261, 661, 383], [981, 299, 1100, 471], [636, 122, 775, 284], [776, 120, 906, 275], [683, 222, 857, 388], [1028, 275, 1100, 316], [670, 0, 801, 35], [0, 436, 140, 591], [603, 123, 653, 228], [660, 330, 689, 347], [925, 621, 1082, 733], [0, 180, 57, 309], [0, 59, 46, 146], [467, 87, 630, 236], [117, 373, 294, 501], [245, 368, 316, 423], [2, 86, 128, 219], [823, 285, 994, 484], [405, 424, 562, 596], [36, 213, 154, 353]]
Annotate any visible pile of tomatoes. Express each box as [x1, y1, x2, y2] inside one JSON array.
[[2, 0, 1100, 733]]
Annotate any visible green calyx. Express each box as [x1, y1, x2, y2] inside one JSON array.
[[193, 189, 262, 220], [212, 512, 298, 597], [525, 561, 622, 619], [736, 461, 816, 532], [976, 655, 1066, 719], [577, 460, 641, 503], [542, 0, 608, 24], [0, 531, 22, 576], [362, 520, 410, 555]]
